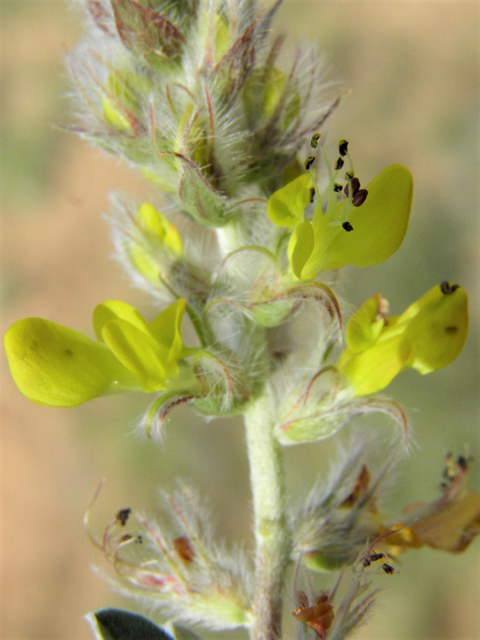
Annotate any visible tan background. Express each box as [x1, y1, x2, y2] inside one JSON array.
[[1, 1, 479, 638]]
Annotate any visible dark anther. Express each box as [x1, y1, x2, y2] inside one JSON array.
[[345, 171, 355, 180], [333, 183, 342, 192], [116, 508, 131, 526], [353, 189, 368, 207], [335, 157, 344, 170], [136, 535, 143, 544], [440, 281, 460, 295], [339, 139, 349, 156], [344, 177, 360, 198], [119, 534, 132, 542], [370, 552, 385, 562], [310, 187, 316, 203], [305, 156, 316, 170], [382, 563, 395, 575], [342, 221, 354, 232], [311, 132, 321, 148], [457, 455, 468, 470], [363, 557, 371, 568]]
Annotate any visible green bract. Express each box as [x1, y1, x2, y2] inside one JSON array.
[[4, 299, 188, 407], [336, 283, 469, 396], [268, 164, 413, 279]]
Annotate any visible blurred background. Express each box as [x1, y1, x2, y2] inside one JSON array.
[[1, 0, 479, 638]]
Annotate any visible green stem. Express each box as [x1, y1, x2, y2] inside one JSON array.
[[245, 396, 290, 640]]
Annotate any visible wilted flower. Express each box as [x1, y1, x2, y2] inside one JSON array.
[[86, 484, 253, 630], [292, 450, 480, 575], [336, 282, 469, 396]]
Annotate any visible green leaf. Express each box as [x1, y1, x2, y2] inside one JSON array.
[[267, 173, 313, 228], [86, 608, 174, 640], [4, 318, 139, 407]]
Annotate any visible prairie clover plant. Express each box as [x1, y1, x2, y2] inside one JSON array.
[[4, 1, 478, 639]]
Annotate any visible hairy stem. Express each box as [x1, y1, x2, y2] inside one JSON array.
[[245, 396, 290, 640]]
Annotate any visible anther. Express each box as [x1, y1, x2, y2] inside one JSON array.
[[345, 171, 355, 180], [311, 132, 322, 148], [344, 177, 360, 198], [382, 563, 395, 575], [342, 221, 354, 232], [353, 189, 368, 207], [305, 156, 316, 170], [116, 508, 131, 526], [339, 139, 349, 156], [310, 187, 316, 203], [334, 157, 344, 170], [440, 281, 460, 295], [333, 183, 342, 192]]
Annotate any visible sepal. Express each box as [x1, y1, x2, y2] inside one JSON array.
[[111, 0, 184, 65]]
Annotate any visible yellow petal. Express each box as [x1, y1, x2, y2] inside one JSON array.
[[345, 293, 388, 353], [301, 165, 413, 277], [267, 173, 313, 228], [4, 318, 139, 407], [93, 300, 149, 342], [102, 319, 171, 393], [401, 282, 469, 374], [288, 220, 315, 279]]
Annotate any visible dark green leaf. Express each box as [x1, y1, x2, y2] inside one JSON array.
[[87, 608, 174, 640]]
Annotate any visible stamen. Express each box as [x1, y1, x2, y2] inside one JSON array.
[[334, 157, 344, 170], [345, 171, 355, 180], [309, 187, 316, 203], [342, 221, 354, 232], [311, 132, 322, 148], [333, 183, 342, 192], [440, 281, 460, 295], [353, 189, 368, 207], [304, 156, 316, 171], [339, 139, 348, 156], [116, 508, 132, 526], [344, 177, 360, 198]]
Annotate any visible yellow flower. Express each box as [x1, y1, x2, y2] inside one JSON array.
[[267, 142, 413, 280], [336, 282, 469, 396], [4, 299, 189, 407]]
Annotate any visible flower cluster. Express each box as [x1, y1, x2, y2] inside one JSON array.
[[3, 0, 475, 639]]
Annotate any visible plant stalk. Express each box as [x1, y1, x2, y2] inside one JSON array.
[[245, 396, 290, 640]]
